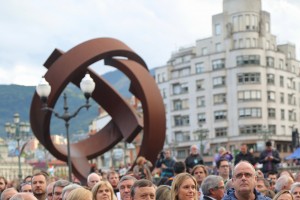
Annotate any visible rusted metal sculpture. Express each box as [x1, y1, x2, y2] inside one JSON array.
[[30, 38, 166, 184]]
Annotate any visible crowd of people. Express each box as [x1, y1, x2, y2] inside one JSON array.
[[0, 141, 298, 200]]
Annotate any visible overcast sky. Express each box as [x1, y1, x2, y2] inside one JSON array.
[[1, 0, 300, 86]]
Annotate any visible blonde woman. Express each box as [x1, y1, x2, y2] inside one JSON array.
[[273, 190, 294, 200], [133, 156, 153, 181], [66, 188, 92, 200], [171, 173, 198, 200], [91, 181, 117, 200]]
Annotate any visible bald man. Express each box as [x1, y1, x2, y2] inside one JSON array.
[[11, 192, 38, 200]]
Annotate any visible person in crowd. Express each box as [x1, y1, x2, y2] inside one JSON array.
[[118, 163, 127, 177], [130, 179, 156, 200], [294, 171, 300, 182], [224, 179, 233, 191], [266, 171, 277, 191], [222, 161, 270, 200], [66, 188, 92, 200], [184, 145, 204, 173], [214, 147, 233, 164], [255, 177, 274, 198], [164, 161, 186, 186], [201, 175, 225, 200], [291, 182, 300, 200], [87, 173, 101, 190], [192, 164, 208, 186], [274, 175, 294, 193], [216, 159, 231, 184], [133, 156, 152, 181], [61, 184, 82, 200], [10, 192, 38, 200], [158, 149, 176, 178], [0, 177, 7, 197], [23, 176, 33, 183], [91, 181, 117, 200], [258, 141, 281, 175], [107, 171, 120, 195], [20, 182, 33, 193], [31, 172, 48, 200], [156, 185, 171, 200], [0, 188, 18, 200], [52, 180, 70, 200], [279, 170, 295, 181], [170, 173, 198, 200], [46, 182, 55, 200], [234, 144, 256, 166], [118, 175, 137, 200], [273, 190, 294, 200]]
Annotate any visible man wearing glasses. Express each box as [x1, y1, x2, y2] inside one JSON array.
[[216, 158, 231, 184], [222, 161, 271, 200], [201, 175, 225, 200]]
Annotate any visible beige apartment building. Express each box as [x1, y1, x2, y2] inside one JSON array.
[[155, 0, 298, 163]]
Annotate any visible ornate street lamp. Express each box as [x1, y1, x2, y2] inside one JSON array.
[[36, 73, 95, 182], [194, 124, 209, 156], [5, 113, 31, 181]]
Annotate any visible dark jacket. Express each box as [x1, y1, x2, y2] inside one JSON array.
[[185, 153, 204, 172], [160, 158, 176, 178], [234, 151, 256, 165], [203, 195, 215, 200], [222, 188, 271, 200], [258, 149, 281, 173]]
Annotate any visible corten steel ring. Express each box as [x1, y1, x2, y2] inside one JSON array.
[[30, 38, 166, 184]]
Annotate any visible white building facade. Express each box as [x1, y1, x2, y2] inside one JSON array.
[[155, 0, 299, 162]]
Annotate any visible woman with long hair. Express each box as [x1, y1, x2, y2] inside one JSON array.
[[171, 173, 198, 200], [91, 181, 117, 200]]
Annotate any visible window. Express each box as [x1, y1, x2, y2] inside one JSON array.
[[240, 124, 262, 135], [215, 24, 221, 35], [171, 68, 190, 78], [238, 90, 261, 101], [173, 99, 189, 111], [172, 83, 189, 95], [233, 16, 238, 31], [280, 93, 284, 104], [213, 76, 226, 87], [239, 108, 261, 118], [198, 113, 206, 123], [236, 55, 260, 65], [202, 47, 208, 55], [268, 108, 276, 118], [214, 93, 226, 104], [267, 91, 276, 101], [266, 57, 274, 67], [174, 115, 190, 126], [288, 94, 296, 105], [195, 62, 204, 74], [216, 43, 221, 52], [212, 59, 225, 70], [279, 59, 284, 70], [246, 38, 251, 48], [237, 73, 260, 84], [196, 79, 204, 90], [289, 110, 296, 121], [215, 127, 227, 137], [280, 76, 284, 87], [281, 109, 285, 120], [267, 74, 275, 85], [197, 96, 205, 107], [214, 110, 227, 121]]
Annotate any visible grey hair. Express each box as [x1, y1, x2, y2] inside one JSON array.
[[0, 188, 18, 200], [290, 182, 300, 193], [201, 175, 223, 196], [218, 147, 226, 152], [62, 184, 82, 200], [118, 175, 137, 189], [275, 175, 292, 192], [130, 179, 155, 198], [10, 193, 37, 200]]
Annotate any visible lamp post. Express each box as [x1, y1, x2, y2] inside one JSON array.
[[260, 125, 271, 142], [36, 73, 95, 182], [5, 113, 30, 181], [195, 125, 209, 155]]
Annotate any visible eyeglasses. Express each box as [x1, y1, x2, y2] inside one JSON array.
[[220, 165, 229, 168], [214, 186, 225, 190], [235, 172, 253, 179]]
